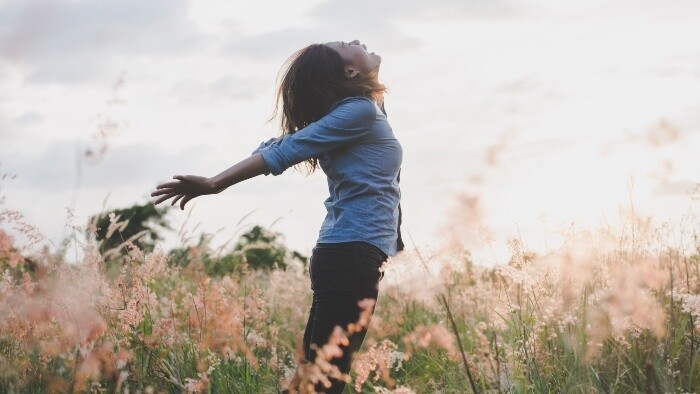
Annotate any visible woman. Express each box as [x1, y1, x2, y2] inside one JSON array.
[[151, 39, 403, 393]]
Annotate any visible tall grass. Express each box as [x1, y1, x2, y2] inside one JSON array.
[[1, 185, 700, 392]]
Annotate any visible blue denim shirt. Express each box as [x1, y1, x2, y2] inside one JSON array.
[[252, 96, 403, 256]]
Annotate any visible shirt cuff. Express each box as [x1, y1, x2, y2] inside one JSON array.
[[258, 145, 287, 176], [252, 138, 281, 175], [251, 137, 278, 155]]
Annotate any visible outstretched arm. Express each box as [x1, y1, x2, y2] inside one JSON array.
[[150, 153, 269, 210]]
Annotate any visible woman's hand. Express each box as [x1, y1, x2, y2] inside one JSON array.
[[150, 175, 223, 210], [151, 154, 269, 210]]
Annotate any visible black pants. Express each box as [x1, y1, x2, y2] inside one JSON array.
[[302, 241, 387, 393]]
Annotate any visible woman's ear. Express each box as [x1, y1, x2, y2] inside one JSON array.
[[344, 65, 360, 79]]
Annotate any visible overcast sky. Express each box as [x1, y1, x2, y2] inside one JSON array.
[[1, 0, 699, 264]]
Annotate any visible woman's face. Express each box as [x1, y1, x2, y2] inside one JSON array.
[[324, 39, 381, 77]]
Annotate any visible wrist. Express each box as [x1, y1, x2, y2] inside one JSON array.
[[207, 177, 223, 193]]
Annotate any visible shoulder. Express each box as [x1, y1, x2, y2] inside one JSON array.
[[329, 96, 378, 122]]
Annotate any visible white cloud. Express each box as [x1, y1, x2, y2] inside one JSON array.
[[312, 0, 535, 22], [1, 0, 700, 260], [0, 0, 204, 84], [13, 110, 44, 125], [2, 139, 216, 192], [224, 28, 324, 61], [170, 74, 269, 104]]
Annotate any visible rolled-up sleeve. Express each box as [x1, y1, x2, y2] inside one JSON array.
[[251, 137, 280, 156], [257, 97, 376, 176]]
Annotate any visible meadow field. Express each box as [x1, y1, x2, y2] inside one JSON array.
[[3, 0, 700, 392], [1, 176, 699, 394]]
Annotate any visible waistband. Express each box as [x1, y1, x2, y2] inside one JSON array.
[[315, 241, 388, 260]]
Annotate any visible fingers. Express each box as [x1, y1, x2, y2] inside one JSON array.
[[153, 192, 180, 205], [180, 195, 194, 210], [156, 180, 183, 189], [171, 194, 185, 206], [151, 187, 180, 197], [152, 178, 194, 197], [151, 175, 202, 209], [153, 176, 202, 195], [173, 175, 204, 183]]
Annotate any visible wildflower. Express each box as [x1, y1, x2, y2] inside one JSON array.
[[353, 339, 400, 392], [402, 324, 458, 361]]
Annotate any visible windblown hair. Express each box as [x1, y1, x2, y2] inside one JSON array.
[[271, 43, 387, 173]]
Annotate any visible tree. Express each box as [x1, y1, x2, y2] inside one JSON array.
[[89, 202, 171, 258], [168, 225, 308, 276], [233, 225, 288, 270]]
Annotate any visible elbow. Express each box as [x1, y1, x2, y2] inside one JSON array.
[[259, 148, 288, 176]]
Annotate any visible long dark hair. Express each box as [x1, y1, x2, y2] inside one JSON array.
[[271, 43, 387, 173]]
